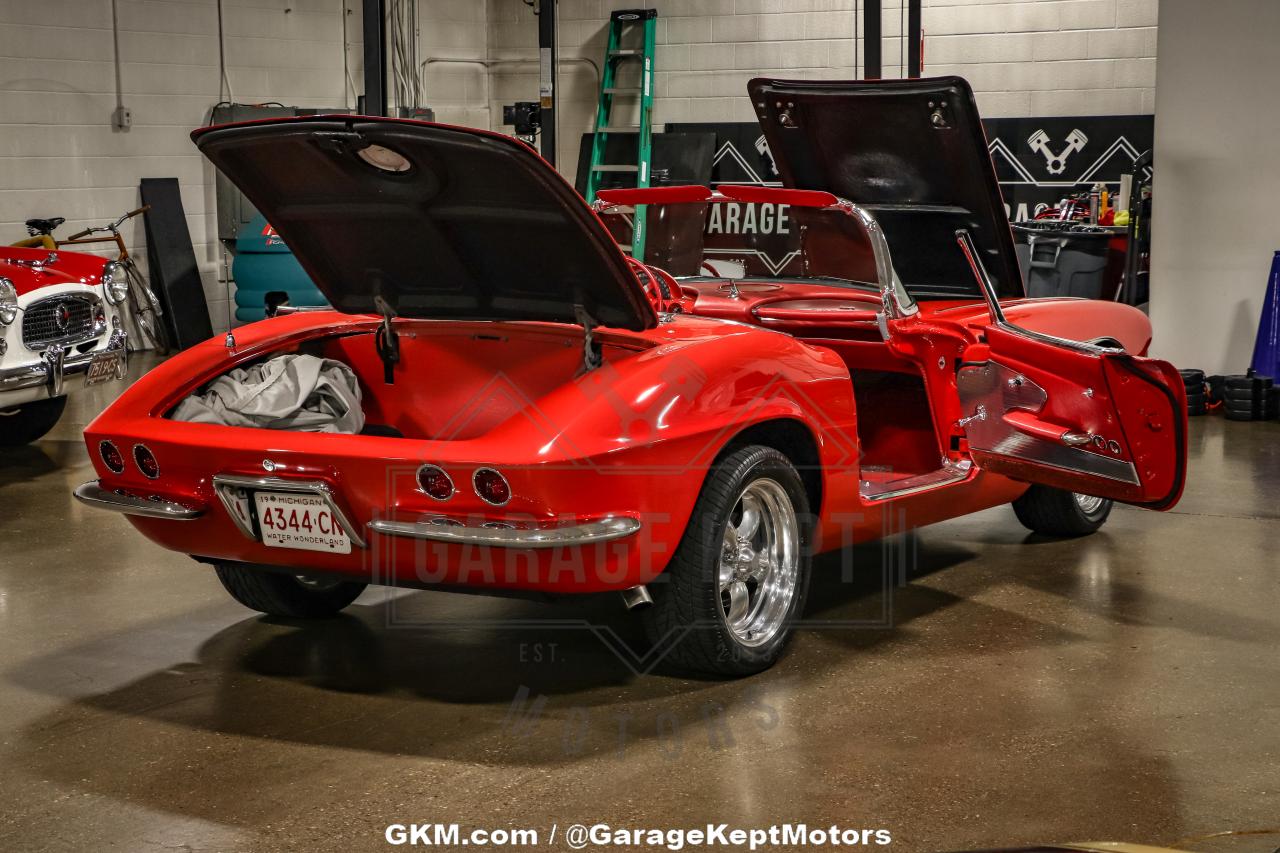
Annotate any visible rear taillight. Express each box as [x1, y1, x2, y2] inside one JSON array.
[[133, 444, 160, 479], [99, 440, 125, 474], [416, 464, 454, 501], [473, 468, 511, 506]]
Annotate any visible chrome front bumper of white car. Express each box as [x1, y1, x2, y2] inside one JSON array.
[[0, 329, 128, 406]]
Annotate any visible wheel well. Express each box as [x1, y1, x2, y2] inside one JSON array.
[[721, 419, 823, 515]]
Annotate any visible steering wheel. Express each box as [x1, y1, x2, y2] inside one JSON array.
[[626, 257, 694, 314]]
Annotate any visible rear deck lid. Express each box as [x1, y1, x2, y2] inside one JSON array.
[[749, 76, 1023, 300], [193, 116, 656, 330]]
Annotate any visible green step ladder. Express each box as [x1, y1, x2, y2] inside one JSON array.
[[585, 8, 657, 261]]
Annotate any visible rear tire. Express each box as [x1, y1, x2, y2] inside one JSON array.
[[0, 396, 68, 446], [641, 445, 811, 677], [213, 562, 366, 618], [1012, 485, 1113, 537]]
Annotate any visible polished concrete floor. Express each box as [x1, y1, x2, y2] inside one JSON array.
[[1, 360, 1278, 853]]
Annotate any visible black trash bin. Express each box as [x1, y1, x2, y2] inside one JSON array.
[[1013, 222, 1113, 299]]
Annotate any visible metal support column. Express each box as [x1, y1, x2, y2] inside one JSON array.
[[537, 0, 558, 167], [362, 0, 387, 116], [863, 0, 881, 80], [907, 0, 922, 78]]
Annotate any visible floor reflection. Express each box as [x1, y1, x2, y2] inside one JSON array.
[[0, 377, 1277, 850]]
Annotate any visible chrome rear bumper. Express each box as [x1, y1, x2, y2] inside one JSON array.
[[76, 473, 641, 551], [0, 330, 127, 400], [368, 516, 642, 548], [74, 481, 203, 520]]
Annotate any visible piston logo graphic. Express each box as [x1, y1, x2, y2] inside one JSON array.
[[1027, 128, 1088, 175]]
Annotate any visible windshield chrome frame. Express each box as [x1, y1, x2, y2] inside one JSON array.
[[592, 189, 919, 322]]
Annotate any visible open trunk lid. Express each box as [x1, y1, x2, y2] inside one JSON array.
[[193, 116, 656, 331], [749, 76, 1023, 301]]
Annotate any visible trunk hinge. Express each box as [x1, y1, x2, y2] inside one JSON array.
[[373, 295, 400, 385], [575, 304, 603, 374]]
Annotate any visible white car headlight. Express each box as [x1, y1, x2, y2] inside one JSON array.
[[0, 277, 17, 326], [101, 261, 129, 305]]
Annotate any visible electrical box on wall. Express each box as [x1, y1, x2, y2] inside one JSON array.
[[396, 107, 436, 121], [211, 103, 351, 250]]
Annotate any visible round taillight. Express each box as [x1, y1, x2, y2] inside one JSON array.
[[99, 440, 125, 474], [473, 467, 511, 506], [133, 444, 160, 479], [416, 464, 454, 501]]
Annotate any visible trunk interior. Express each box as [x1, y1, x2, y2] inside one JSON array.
[[173, 325, 646, 441], [327, 330, 580, 441]]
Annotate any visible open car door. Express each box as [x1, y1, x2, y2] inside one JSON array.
[[954, 255, 1187, 510], [749, 75, 1186, 510]]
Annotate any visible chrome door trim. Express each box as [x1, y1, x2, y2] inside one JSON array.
[[955, 229, 1124, 356], [859, 458, 974, 502], [956, 362, 1140, 485]]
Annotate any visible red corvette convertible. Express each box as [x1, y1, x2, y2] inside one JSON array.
[[75, 78, 1186, 675]]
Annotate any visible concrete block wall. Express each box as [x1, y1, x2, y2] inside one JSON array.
[[0, 0, 1160, 336], [418, 0, 488, 128], [0, 0, 363, 336], [479, 0, 1159, 181]]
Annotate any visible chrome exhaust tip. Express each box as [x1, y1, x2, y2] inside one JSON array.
[[620, 585, 653, 610]]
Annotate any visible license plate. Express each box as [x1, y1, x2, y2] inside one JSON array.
[[85, 350, 125, 386], [253, 491, 351, 554]]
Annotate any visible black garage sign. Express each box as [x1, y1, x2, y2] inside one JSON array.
[[668, 115, 1153, 223]]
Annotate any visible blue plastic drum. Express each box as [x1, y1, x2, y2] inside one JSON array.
[[232, 213, 328, 322]]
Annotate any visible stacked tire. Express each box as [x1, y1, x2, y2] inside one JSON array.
[[1180, 369, 1207, 416], [1221, 373, 1276, 421]]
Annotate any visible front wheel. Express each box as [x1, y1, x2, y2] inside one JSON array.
[[1012, 485, 1113, 537], [213, 562, 366, 618], [0, 396, 68, 447], [641, 445, 811, 677], [124, 261, 172, 354]]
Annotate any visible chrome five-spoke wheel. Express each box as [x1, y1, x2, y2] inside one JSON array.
[[718, 478, 800, 648], [641, 444, 812, 676]]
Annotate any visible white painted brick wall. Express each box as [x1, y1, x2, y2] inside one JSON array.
[[0, 0, 370, 335], [0, 0, 1161, 337], [419, 0, 488, 128], [477, 0, 1159, 180]]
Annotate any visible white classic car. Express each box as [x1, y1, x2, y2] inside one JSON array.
[[0, 244, 130, 446]]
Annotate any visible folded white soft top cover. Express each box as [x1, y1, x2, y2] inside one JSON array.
[[173, 353, 365, 434]]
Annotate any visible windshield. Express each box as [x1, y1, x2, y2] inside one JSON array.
[[595, 192, 916, 312]]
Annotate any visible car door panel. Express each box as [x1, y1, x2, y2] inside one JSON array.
[[957, 325, 1186, 509]]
